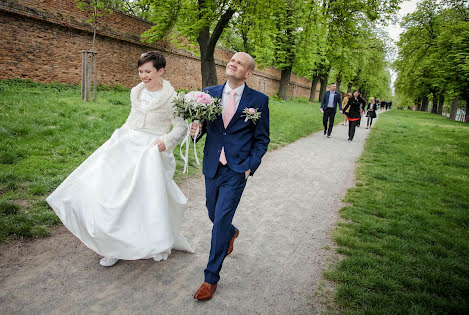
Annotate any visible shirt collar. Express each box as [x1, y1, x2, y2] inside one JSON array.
[[224, 82, 245, 96]]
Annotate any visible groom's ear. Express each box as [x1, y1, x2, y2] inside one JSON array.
[[244, 69, 253, 80]]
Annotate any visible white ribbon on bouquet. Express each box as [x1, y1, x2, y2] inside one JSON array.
[[179, 120, 201, 174]]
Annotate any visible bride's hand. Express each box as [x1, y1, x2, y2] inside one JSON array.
[[152, 139, 166, 152], [190, 122, 203, 138]]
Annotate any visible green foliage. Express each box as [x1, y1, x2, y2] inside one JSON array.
[[327, 110, 469, 313], [0, 80, 326, 241], [75, 0, 115, 24], [395, 0, 469, 105]]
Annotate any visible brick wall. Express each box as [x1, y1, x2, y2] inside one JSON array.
[[0, 0, 316, 99]]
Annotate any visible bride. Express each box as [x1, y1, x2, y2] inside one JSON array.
[[46, 51, 194, 267]]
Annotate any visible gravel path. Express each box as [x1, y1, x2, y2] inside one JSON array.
[[0, 122, 370, 314]]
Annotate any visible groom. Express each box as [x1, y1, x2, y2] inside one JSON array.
[[190, 52, 270, 301]]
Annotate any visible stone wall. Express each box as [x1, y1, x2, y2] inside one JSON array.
[[0, 0, 316, 99]]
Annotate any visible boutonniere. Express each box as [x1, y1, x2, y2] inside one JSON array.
[[242, 107, 261, 124]]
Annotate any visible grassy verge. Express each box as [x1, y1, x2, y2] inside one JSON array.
[[0, 79, 327, 241], [326, 110, 469, 313]]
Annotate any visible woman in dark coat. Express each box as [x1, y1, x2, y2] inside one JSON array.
[[343, 90, 366, 141], [366, 97, 378, 129]]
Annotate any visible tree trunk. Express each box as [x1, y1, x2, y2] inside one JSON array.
[[421, 96, 429, 112], [200, 53, 218, 87], [278, 67, 292, 100], [197, 26, 218, 88], [347, 83, 352, 94], [196, 6, 236, 88], [336, 72, 342, 92], [318, 73, 328, 103], [309, 74, 320, 102], [449, 97, 459, 120], [437, 93, 444, 115], [92, 7, 97, 51], [465, 96, 469, 123], [416, 97, 421, 111], [431, 92, 438, 113]]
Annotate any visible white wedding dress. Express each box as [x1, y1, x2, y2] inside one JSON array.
[[46, 80, 194, 260]]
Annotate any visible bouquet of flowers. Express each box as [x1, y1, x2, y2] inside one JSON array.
[[172, 91, 222, 123], [172, 91, 222, 174]]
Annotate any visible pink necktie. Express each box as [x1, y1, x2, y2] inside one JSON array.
[[219, 90, 237, 165]]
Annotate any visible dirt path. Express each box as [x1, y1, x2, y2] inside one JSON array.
[[0, 122, 371, 314]]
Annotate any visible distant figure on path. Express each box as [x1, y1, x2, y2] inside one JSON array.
[[343, 89, 366, 141], [320, 83, 343, 138], [341, 92, 352, 126], [46, 51, 194, 267], [366, 97, 378, 129]]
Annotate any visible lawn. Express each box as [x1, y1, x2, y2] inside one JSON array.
[[326, 110, 469, 313], [0, 79, 328, 241]]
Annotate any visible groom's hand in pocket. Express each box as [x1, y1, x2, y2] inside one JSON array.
[[152, 139, 166, 152]]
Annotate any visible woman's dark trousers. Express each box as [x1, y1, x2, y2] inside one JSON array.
[[348, 120, 360, 140]]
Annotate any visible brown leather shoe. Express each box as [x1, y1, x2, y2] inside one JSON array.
[[227, 229, 239, 256], [194, 282, 217, 301]]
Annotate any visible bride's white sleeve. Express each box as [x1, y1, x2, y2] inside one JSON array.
[[161, 115, 187, 152], [161, 95, 187, 152]]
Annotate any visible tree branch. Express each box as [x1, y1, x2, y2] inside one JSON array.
[[206, 6, 236, 55]]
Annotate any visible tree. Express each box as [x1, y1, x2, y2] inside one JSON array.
[[76, 0, 117, 50], [437, 0, 469, 121], [75, 0, 118, 101], [395, 0, 442, 112], [140, 0, 240, 88], [395, 0, 469, 121]]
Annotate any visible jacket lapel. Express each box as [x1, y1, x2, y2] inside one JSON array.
[[207, 83, 225, 130]]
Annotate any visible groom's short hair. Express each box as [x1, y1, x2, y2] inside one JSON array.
[[247, 55, 256, 71], [138, 51, 166, 70]]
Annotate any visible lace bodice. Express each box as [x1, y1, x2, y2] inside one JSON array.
[[123, 81, 187, 151]]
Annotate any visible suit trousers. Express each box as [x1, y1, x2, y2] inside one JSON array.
[[323, 108, 336, 136], [204, 164, 247, 284], [348, 119, 360, 140]]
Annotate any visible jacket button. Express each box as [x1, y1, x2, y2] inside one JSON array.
[[223, 132, 226, 135]]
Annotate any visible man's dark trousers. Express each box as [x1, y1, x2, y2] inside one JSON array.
[[204, 164, 247, 284], [323, 108, 336, 136]]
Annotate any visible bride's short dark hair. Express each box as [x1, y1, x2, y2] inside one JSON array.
[[138, 51, 166, 70]]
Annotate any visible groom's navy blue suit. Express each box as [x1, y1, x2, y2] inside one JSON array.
[[198, 82, 270, 284]]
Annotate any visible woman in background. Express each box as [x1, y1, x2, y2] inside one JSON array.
[[341, 92, 352, 126], [366, 97, 378, 129], [343, 90, 366, 141]]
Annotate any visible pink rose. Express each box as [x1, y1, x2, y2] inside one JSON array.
[[248, 108, 256, 114], [196, 93, 212, 105]]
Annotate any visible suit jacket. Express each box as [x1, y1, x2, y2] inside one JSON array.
[[320, 90, 342, 111], [198, 83, 270, 179]]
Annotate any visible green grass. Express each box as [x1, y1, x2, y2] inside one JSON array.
[[0, 79, 328, 241], [326, 110, 469, 313]]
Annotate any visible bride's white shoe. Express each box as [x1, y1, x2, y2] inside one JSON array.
[[99, 257, 119, 267], [152, 253, 169, 262]]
